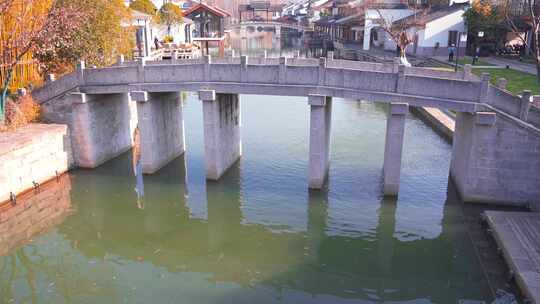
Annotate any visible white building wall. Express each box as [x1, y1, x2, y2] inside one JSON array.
[[153, 23, 191, 44], [363, 9, 414, 51], [420, 9, 466, 48]]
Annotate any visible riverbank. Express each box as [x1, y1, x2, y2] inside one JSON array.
[[411, 106, 455, 142], [0, 123, 73, 203]]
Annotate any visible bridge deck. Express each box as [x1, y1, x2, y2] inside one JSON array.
[[484, 211, 540, 303]]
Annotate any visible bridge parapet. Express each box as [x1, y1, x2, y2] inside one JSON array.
[[30, 54, 540, 206], [32, 55, 540, 130]]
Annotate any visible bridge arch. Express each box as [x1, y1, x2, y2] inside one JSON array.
[[34, 55, 540, 207]]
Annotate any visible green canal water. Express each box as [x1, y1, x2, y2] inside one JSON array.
[[0, 95, 495, 303]]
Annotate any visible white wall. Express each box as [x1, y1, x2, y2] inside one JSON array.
[[363, 8, 414, 50], [152, 23, 192, 44], [419, 9, 466, 48]]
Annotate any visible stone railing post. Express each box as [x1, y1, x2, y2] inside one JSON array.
[[137, 57, 146, 83], [172, 50, 178, 62], [533, 95, 540, 107], [46, 74, 56, 83], [17, 88, 27, 97], [520, 90, 532, 121], [479, 72, 490, 104], [204, 54, 211, 82], [396, 65, 405, 94], [495, 78, 507, 90], [76, 60, 85, 85], [279, 57, 287, 84], [240, 55, 248, 83], [393, 57, 400, 73], [231, 49, 236, 58], [327, 51, 334, 61], [294, 50, 300, 58], [318, 57, 326, 86], [462, 64, 472, 80], [117, 55, 125, 66]]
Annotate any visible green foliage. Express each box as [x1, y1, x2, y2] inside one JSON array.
[[129, 0, 157, 15], [463, 1, 504, 42], [159, 3, 183, 30], [37, 0, 135, 73]]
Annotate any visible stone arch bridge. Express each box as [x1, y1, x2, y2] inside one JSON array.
[[33, 54, 540, 207]]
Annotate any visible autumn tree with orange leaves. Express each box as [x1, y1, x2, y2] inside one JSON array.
[[0, 0, 85, 123]]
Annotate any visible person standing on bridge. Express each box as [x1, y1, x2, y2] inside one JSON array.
[[132, 125, 144, 209]]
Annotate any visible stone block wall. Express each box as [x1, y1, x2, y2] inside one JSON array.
[[0, 124, 73, 203], [137, 92, 185, 174], [451, 112, 540, 207], [42, 93, 137, 168], [0, 174, 72, 255], [202, 93, 242, 180], [71, 93, 137, 168]]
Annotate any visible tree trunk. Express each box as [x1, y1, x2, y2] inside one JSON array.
[[535, 28, 540, 86]]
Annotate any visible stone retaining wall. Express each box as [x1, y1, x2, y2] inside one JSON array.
[[451, 112, 540, 207], [0, 174, 72, 255], [0, 124, 73, 203]]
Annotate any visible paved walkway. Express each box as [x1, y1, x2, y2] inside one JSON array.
[[484, 211, 540, 303], [483, 57, 537, 75]]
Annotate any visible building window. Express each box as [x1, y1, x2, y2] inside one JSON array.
[[448, 31, 458, 46]]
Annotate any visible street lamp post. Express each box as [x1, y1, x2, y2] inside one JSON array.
[[454, 32, 468, 72]]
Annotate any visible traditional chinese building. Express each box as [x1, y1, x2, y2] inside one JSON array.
[[183, 2, 231, 56]]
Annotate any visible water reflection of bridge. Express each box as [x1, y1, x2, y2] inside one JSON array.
[[228, 21, 307, 52], [227, 21, 309, 33], [52, 155, 489, 302]]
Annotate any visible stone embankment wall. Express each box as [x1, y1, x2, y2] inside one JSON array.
[[451, 112, 540, 207], [0, 124, 73, 204], [42, 93, 137, 168], [411, 107, 455, 142], [0, 174, 72, 255]]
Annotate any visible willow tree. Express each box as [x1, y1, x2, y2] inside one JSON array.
[[130, 0, 157, 15], [0, 0, 83, 123], [159, 3, 183, 36]]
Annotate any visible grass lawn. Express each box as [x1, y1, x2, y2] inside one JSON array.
[[472, 68, 539, 95], [497, 55, 536, 65], [457, 57, 494, 66]]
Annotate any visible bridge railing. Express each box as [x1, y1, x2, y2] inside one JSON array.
[[488, 86, 522, 118], [32, 55, 540, 129], [529, 105, 540, 126], [33, 71, 78, 104], [328, 59, 394, 73]]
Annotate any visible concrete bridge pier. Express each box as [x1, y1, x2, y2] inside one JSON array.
[[199, 90, 242, 181], [131, 91, 185, 174], [383, 103, 408, 196], [69, 92, 137, 168], [308, 94, 332, 189]]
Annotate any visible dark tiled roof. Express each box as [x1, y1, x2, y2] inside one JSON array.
[[183, 3, 231, 18], [314, 15, 344, 25], [394, 3, 467, 27]]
